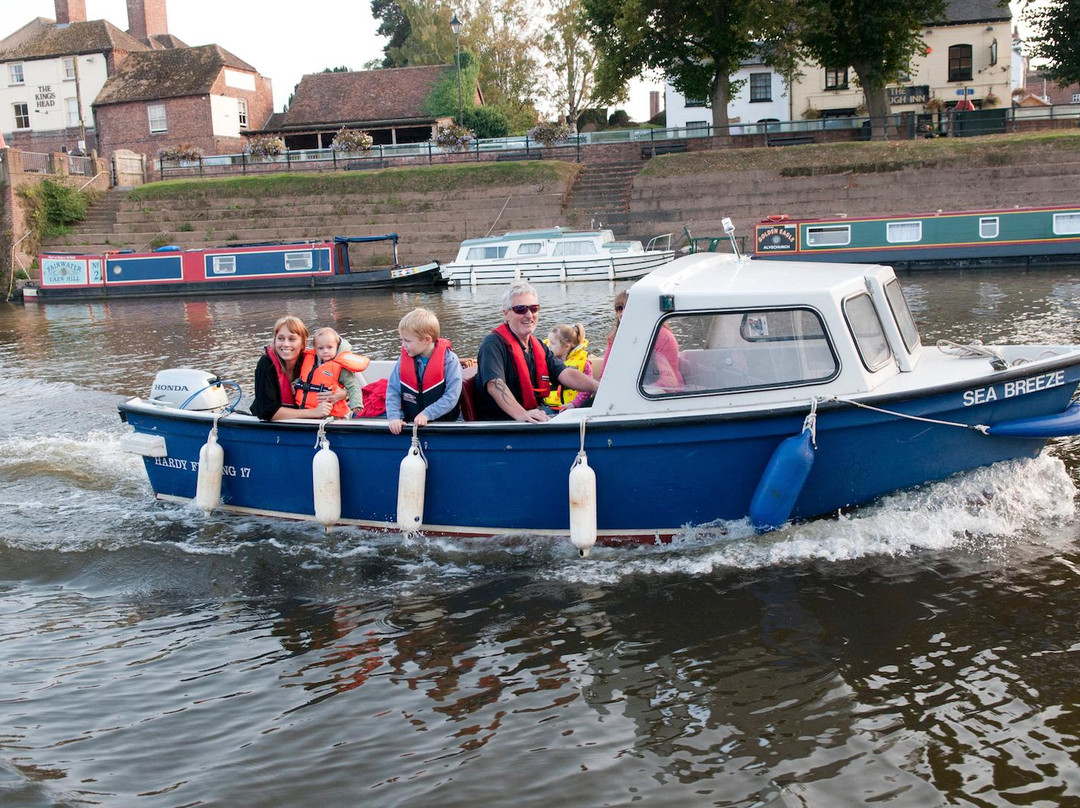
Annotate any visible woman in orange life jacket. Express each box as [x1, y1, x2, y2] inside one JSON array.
[[473, 281, 599, 422], [252, 316, 336, 422], [294, 327, 370, 418]]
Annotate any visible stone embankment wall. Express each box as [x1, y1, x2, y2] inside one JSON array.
[[629, 143, 1080, 241], [45, 181, 572, 266]]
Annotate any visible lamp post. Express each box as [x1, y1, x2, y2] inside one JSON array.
[[450, 13, 463, 126]]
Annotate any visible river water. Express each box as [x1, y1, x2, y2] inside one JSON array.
[[3, 268, 1080, 807]]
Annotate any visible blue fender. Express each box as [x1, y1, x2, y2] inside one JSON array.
[[749, 428, 815, 533], [986, 401, 1080, 438]]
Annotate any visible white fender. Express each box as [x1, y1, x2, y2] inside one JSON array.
[[397, 433, 427, 533], [569, 450, 597, 558], [312, 436, 341, 530], [195, 427, 224, 513]]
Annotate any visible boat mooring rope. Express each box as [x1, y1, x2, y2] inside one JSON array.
[[823, 395, 991, 434]]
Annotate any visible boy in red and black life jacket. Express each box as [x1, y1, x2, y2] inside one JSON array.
[[294, 327, 370, 419], [386, 308, 463, 434]]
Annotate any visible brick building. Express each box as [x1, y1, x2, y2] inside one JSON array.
[[1024, 71, 1080, 106], [0, 0, 271, 166], [94, 44, 273, 166], [264, 66, 481, 149]]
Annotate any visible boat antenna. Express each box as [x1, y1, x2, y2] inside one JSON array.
[[722, 217, 743, 261]]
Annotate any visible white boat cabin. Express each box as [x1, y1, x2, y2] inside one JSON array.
[[453, 227, 655, 264], [562, 252, 928, 419]]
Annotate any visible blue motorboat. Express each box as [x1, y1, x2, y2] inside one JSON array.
[[118, 251, 1080, 555]]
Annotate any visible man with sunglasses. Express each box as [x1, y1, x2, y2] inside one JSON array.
[[474, 282, 599, 422]]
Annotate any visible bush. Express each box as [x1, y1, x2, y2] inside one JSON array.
[[528, 121, 571, 147], [435, 123, 474, 152], [802, 105, 822, 119], [331, 127, 374, 153], [576, 108, 608, 131], [18, 179, 92, 238], [158, 143, 203, 162], [244, 134, 285, 160], [608, 109, 631, 128], [462, 107, 511, 139]]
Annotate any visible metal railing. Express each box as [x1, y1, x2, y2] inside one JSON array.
[[156, 104, 1080, 180], [21, 151, 50, 173], [67, 154, 93, 175]]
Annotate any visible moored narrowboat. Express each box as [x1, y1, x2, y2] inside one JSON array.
[[25, 234, 443, 302], [752, 206, 1080, 269]]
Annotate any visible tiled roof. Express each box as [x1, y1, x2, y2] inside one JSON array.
[[94, 44, 258, 105], [281, 65, 454, 127], [0, 18, 149, 60], [932, 0, 1012, 25]]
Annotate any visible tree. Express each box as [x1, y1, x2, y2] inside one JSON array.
[[422, 51, 481, 119], [371, 0, 413, 66], [798, 0, 947, 139], [582, 0, 798, 134], [539, 0, 598, 133], [1024, 0, 1080, 86]]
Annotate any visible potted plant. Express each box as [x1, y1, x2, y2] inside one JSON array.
[[528, 121, 571, 147], [924, 97, 946, 114], [435, 123, 474, 153], [244, 134, 285, 161], [984, 92, 1001, 108], [331, 127, 374, 153], [801, 105, 822, 120], [158, 144, 203, 165]]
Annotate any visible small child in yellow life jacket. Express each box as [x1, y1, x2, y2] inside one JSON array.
[[294, 327, 370, 418], [543, 323, 593, 411]]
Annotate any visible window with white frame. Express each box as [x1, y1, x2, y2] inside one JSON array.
[[466, 245, 507, 260], [65, 97, 79, 127], [13, 102, 29, 129], [749, 73, 772, 102], [9, 63, 24, 84], [147, 103, 167, 133], [517, 242, 543, 255], [212, 255, 236, 274], [552, 240, 598, 256], [1073, 93, 1080, 103], [284, 252, 313, 270], [886, 221, 922, 243], [979, 217, 999, 238], [63, 57, 77, 80], [1053, 213, 1080, 235], [805, 225, 850, 247], [237, 98, 248, 129]]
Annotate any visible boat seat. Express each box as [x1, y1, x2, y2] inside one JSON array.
[[459, 365, 479, 421]]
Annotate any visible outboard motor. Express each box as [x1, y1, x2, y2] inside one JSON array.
[[150, 369, 229, 411]]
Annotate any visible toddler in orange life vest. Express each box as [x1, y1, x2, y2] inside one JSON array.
[[294, 327, 370, 418], [386, 308, 463, 434]]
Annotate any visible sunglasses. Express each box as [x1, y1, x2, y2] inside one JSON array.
[[614, 305, 625, 312], [509, 304, 541, 315]]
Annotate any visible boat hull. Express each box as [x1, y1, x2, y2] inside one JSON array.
[[118, 358, 1080, 541], [442, 250, 675, 286]]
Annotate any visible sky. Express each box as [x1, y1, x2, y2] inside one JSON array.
[[15, 0, 661, 121]]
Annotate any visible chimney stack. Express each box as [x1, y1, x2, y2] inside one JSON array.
[[126, 0, 169, 42], [55, 0, 87, 24], [649, 91, 661, 121]]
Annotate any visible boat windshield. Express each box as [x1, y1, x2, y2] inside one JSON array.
[[640, 308, 839, 397], [884, 279, 921, 352]]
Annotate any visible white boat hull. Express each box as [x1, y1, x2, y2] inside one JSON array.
[[441, 250, 676, 285]]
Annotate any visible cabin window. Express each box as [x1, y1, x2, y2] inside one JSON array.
[[979, 217, 999, 238], [284, 252, 313, 271], [884, 279, 921, 352], [552, 240, 598, 256], [211, 255, 236, 274], [886, 221, 922, 243], [844, 294, 892, 370], [948, 45, 973, 82], [805, 225, 850, 247], [643, 308, 839, 397], [517, 242, 543, 256], [466, 245, 508, 260], [1053, 213, 1080, 235]]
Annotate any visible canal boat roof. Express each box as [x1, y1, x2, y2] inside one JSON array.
[[758, 204, 1080, 224]]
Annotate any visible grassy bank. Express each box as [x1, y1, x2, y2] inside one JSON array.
[[640, 130, 1080, 178], [128, 160, 580, 201]]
